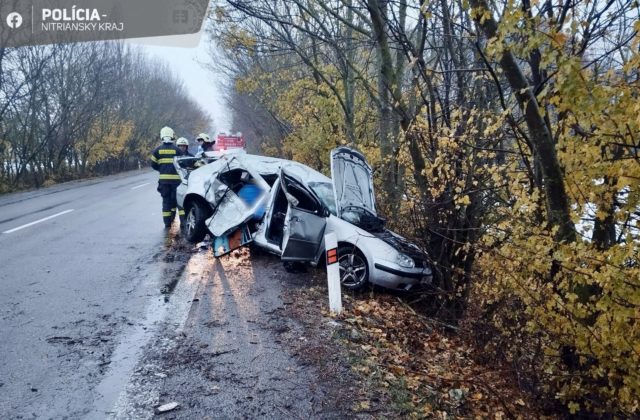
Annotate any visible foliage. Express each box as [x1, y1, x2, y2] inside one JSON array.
[[297, 286, 536, 418], [76, 119, 134, 169], [212, 0, 640, 414], [467, 5, 640, 415], [278, 77, 348, 170], [0, 42, 210, 191]]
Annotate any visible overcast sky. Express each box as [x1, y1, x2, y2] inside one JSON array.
[[131, 34, 231, 134]]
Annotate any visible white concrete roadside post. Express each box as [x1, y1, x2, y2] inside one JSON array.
[[325, 232, 342, 314]]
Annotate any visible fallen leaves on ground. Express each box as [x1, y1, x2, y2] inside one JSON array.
[[288, 285, 541, 419]]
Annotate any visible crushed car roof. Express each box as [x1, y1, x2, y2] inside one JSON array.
[[190, 153, 331, 185]]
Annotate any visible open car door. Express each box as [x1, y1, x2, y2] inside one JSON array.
[[173, 156, 201, 184], [205, 156, 269, 257], [279, 167, 328, 262]]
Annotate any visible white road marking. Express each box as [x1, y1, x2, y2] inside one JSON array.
[[131, 182, 150, 190], [2, 209, 75, 234]]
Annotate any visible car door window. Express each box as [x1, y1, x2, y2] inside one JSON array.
[[281, 174, 322, 214]]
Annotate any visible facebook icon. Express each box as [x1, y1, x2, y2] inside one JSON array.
[[6, 12, 23, 29]]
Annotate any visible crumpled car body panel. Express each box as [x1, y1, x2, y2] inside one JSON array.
[[206, 190, 253, 237]]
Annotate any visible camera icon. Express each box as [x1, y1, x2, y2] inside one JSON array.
[[6, 12, 23, 29], [169, 4, 202, 33]]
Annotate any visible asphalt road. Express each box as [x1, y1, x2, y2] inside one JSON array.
[[0, 170, 173, 418], [0, 170, 342, 419]]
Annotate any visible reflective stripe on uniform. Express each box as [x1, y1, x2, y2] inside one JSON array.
[[159, 174, 181, 180], [162, 211, 172, 216], [178, 209, 185, 216], [150, 155, 158, 162], [157, 158, 174, 164], [158, 149, 176, 155]]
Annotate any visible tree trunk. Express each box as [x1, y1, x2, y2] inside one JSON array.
[[367, 0, 401, 212], [470, 0, 575, 243], [343, 0, 356, 144]]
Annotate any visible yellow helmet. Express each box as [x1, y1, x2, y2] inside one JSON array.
[[176, 137, 189, 146]]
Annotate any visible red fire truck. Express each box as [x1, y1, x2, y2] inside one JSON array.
[[213, 132, 245, 151]]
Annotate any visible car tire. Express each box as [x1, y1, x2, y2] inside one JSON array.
[[337, 245, 369, 291], [183, 200, 211, 243]]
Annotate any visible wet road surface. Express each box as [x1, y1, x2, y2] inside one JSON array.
[[0, 171, 343, 419], [111, 248, 343, 419]]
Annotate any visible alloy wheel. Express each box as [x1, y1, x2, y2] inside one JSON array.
[[186, 208, 197, 235], [338, 251, 367, 288]]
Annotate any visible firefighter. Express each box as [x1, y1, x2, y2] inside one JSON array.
[[196, 136, 204, 154], [174, 137, 193, 227], [150, 126, 181, 228], [176, 137, 192, 157], [195, 133, 214, 158]]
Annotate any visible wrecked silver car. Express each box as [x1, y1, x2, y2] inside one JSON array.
[[174, 147, 432, 291]]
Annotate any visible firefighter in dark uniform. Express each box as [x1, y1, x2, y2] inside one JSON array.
[[150, 126, 181, 228], [176, 137, 193, 157], [174, 137, 193, 227]]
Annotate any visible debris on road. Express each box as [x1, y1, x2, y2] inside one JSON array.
[[45, 336, 74, 344], [155, 402, 180, 414], [195, 241, 209, 251]]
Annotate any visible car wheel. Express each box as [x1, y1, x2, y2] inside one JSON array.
[[183, 200, 211, 243], [338, 245, 369, 290]]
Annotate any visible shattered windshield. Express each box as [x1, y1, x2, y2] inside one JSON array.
[[308, 182, 337, 216]]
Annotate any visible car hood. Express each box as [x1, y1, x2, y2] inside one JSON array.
[[330, 147, 376, 218]]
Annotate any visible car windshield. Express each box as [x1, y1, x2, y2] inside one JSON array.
[[308, 182, 337, 216]]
